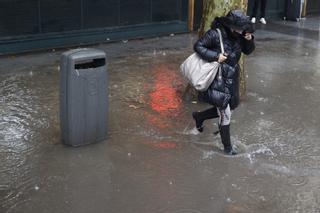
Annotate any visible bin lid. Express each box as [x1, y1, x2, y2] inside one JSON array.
[[63, 48, 106, 63]]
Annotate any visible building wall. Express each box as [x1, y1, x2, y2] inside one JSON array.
[[0, 0, 188, 55]]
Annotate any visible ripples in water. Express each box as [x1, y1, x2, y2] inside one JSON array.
[[1, 69, 59, 210]]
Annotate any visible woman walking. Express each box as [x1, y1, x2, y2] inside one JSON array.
[[192, 10, 255, 155]]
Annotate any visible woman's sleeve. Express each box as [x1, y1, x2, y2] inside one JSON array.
[[241, 36, 255, 55], [224, 51, 239, 67], [193, 29, 220, 62]]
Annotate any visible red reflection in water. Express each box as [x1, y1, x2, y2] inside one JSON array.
[[142, 141, 179, 149], [148, 65, 182, 116], [144, 64, 183, 130], [154, 141, 178, 149], [145, 113, 169, 129]]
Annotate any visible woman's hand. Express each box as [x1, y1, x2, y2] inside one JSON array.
[[244, 33, 253, 40], [218, 54, 227, 63]]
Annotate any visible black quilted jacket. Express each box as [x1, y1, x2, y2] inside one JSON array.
[[194, 18, 255, 110]]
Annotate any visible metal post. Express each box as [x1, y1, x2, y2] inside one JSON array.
[[188, 0, 195, 32], [302, 0, 307, 17]]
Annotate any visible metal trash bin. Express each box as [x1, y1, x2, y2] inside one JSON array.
[[60, 48, 108, 146]]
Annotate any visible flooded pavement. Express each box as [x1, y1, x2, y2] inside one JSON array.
[[1, 18, 320, 213]]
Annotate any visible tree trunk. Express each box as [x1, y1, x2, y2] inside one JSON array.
[[199, 0, 248, 100]]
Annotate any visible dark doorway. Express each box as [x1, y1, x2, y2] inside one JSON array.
[[247, 0, 285, 19], [306, 0, 320, 15]]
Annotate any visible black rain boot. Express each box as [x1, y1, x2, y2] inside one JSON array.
[[192, 107, 219, 132], [219, 125, 237, 155]]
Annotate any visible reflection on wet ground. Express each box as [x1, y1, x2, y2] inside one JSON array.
[[1, 20, 320, 212]]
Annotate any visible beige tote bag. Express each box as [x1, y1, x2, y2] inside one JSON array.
[[180, 28, 224, 92]]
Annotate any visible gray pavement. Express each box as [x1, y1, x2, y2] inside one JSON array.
[[1, 17, 320, 213]]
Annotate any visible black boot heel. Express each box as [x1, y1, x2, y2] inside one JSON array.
[[192, 112, 204, 132]]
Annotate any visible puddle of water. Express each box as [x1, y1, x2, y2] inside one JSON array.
[[1, 39, 320, 213]]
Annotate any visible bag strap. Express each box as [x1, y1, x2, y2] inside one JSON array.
[[216, 28, 225, 54], [216, 28, 224, 78]]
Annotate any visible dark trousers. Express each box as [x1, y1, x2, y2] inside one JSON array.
[[195, 107, 219, 121], [252, 0, 267, 18]]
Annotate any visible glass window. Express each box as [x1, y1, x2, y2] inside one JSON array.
[[152, 0, 181, 22], [0, 0, 39, 36], [119, 0, 151, 25], [40, 0, 81, 33], [83, 0, 119, 28]]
